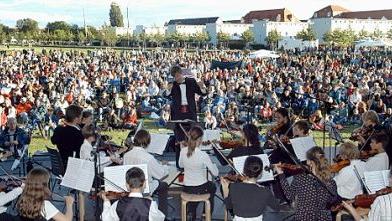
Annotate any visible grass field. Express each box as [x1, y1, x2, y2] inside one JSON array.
[[28, 118, 357, 155]]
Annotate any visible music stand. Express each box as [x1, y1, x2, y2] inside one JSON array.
[[326, 122, 343, 162]]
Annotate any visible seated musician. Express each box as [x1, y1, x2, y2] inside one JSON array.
[[51, 105, 84, 168], [268, 108, 294, 164], [0, 181, 24, 220], [342, 168, 392, 221], [0, 117, 29, 157], [365, 133, 389, 172], [17, 168, 74, 221], [352, 110, 383, 152], [226, 123, 263, 162], [100, 167, 165, 221], [179, 126, 218, 220], [333, 142, 366, 200], [222, 156, 280, 220], [123, 129, 169, 217], [274, 146, 338, 221], [79, 110, 93, 130]]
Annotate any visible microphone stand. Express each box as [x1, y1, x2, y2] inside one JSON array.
[[92, 133, 101, 221]]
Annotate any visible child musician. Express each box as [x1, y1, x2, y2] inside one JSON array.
[[17, 168, 74, 221], [342, 168, 392, 221], [275, 146, 337, 221], [222, 156, 280, 220], [333, 142, 367, 200], [365, 133, 390, 172], [179, 126, 219, 220], [100, 167, 165, 221], [123, 129, 169, 217]]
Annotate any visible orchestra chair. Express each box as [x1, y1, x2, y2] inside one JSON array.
[[46, 146, 65, 191], [180, 192, 211, 221]]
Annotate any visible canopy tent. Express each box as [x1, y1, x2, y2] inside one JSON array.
[[355, 39, 392, 49], [249, 49, 280, 59]]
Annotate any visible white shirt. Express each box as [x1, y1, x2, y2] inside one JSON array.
[[365, 152, 389, 172], [101, 192, 165, 221], [79, 139, 112, 171], [41, 200, 60, 220], [234, 214, 263, 221], [0, 187, 23, 213], [334, 159, 366, 199], [179, 84, 188, 105], [366, 193, 392, 221], [123, 147, 169, 193], [179, 147, 218, 186]]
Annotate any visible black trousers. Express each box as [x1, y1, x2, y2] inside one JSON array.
[[183, 181, 216, 220], [0, 213, 19, 221], [153, 180, 169, 216]]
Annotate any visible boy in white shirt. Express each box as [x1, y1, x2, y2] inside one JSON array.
[[100, 167, 165, 221], [365, 133, 390, 172]]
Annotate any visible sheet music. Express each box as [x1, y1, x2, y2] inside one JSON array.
[[11, 145, 29, 171], [290, 136, 316, 161], [104, 164, 150, 194], [135, 120, 144, 135], [60, 157, 95, 193], [233, 154, 274, 183], [364, 170, 390, 194], [200, 129, 221, 150], [146, 134, 170, 155]]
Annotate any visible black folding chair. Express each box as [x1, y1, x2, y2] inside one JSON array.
[[46, 146, 65, 191]]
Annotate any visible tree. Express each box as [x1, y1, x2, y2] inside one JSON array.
[[152, 32, 165, 47], [388, 29, 392, 39], [241, 29, 254, 44], [265, 29, 282, 49], [109, 2, 124, 27], [358, 29, 370, 40], [46, 21, 71, 32], [323, 29, 356, 47], [372, 29, 383, 39], [16, 18, 39, 33], [99, 25, 117, 46], [296, 27, 316, 41], [217, 31, 230, 48]]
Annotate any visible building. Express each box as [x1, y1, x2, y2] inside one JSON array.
[[134, 25, 166, 36], [278, 37, 319, 50], [311, 5, 392, 42], [166, 17, 219, 35], [110, 27, 133, 36], [206, 20, 253, 46], [253, 20, 309, 45], [242, 8, 299, 23]]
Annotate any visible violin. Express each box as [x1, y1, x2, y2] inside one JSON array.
[[349, 125, 374, 141], [104, 191, 130, 201], [268, 163, 305, 176], [222, 174, 246, 182], [219, 139, 243, 149], [269, 122, 285, 134], [353, 187, 392, 208], [359, 149, 379, 160], [330, 159, 350, 173]]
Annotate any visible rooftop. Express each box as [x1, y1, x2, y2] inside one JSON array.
[[167, 17, 220, 26]]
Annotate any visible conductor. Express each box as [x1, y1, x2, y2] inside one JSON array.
[[168, 66, 206, 168]]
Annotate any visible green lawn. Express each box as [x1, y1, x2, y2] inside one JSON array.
[[29, 119, 357, 155]]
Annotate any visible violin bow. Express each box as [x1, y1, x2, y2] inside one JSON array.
[[358, 128, 376, 152], [0, 165, 19, 186]]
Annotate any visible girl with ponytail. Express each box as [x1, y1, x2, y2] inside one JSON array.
[[179, 126, 219, 220], [274, 146, 337, 221]]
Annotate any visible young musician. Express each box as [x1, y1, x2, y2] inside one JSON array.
[[79, 110, 93, 129], [51, 104, 84, 168], [101, 167, 165, 221], [352, 110, 383, 151], [222, 156, 280, 220], [333, 142, 367, 200], [342, 168, 392, 221], [268, 108, 294, 164], [226, 123, 263, 162], [123, 129, 169, 217], [179, 126, 218, 220], [275, 146, 338, 221], [17, 168, 74, 221], [0, 182, 23, 220], [292, 120, 311, 138], [365, 133, 390, 172]]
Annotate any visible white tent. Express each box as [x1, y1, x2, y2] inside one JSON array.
[[249, 49, 280, 59], [355, 39, 392, 49]]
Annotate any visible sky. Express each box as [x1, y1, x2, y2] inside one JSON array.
[[0, 0, 392, 28]]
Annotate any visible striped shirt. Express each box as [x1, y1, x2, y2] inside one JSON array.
[[366, 193, 392, 221]]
